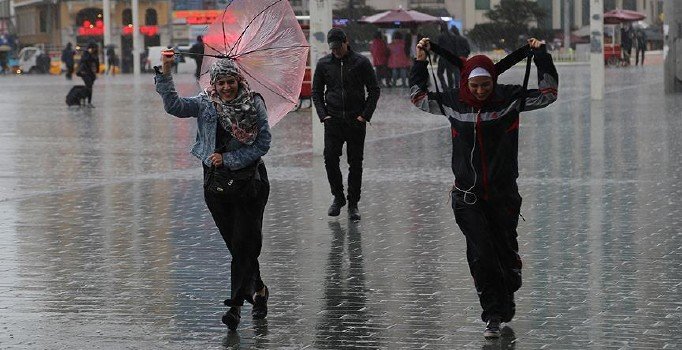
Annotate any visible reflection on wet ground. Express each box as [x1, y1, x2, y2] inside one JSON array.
[[0, 64, 680, 349]]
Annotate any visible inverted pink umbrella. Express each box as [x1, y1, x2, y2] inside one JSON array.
[[185, 0, 309, 127]]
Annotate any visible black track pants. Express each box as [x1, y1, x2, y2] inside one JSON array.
[[323, 118, 366, 205], [204, 163, 269, 306], [452, 190, 523, 322]]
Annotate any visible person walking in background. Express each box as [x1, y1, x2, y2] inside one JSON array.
[[189, 35, 204, 80], [620, 24, 633, 66], [635, 29, 647, 66], [61, 42, 75, 80], [155, 50, 272, 331], [312, 28, 380, 221], [406, 27, 422, 60], [369, 31, 390, 87], [452, 26, 470, 86], [387, 32, 411, 87], [105, 45, 118, 75], [0, 50, 7, 75], [410, 37, 558, 339], [436, 23, 457, 89], [77, 42, 99, 107]]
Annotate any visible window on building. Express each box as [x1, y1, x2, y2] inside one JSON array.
[[145, 9, 157, 25], [582, 0, 589, 26], [536, 0, 552, 29], [17, 12, 36, 35], [39, 8, 46, 33], [604, 0, 616, 11], [122, 9, 132, 26], [623, 0, 636, 10], [475, 0, 490, 11]]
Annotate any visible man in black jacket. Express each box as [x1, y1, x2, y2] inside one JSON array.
[[312, 28, 380, 221]]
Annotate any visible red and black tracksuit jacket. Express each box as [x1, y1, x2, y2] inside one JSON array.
[[409, 50, 558, 200]]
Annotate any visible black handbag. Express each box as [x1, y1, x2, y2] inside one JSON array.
[[204, 160, 260, 199]]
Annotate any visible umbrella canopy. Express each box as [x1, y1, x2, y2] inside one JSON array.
[[358, 8, 442, 27], [603, 9, 646, 24], [199, 0, 309, 126]]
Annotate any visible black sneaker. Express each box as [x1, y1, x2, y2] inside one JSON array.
[[252, 286, 269, 319], [348, 205, 361, 221], [484, 317, 501, 338], [327, 196, 346, 216], [222, 306, 241, 331]]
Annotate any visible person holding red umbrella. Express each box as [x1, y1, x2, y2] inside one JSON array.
[[155, 51, 271, 331], [410, 37, 558, 338]]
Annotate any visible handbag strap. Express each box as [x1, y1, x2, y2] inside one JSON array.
[[518, 51, 534, 112]]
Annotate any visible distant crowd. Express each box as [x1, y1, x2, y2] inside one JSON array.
[[369, 24, 470, 88]]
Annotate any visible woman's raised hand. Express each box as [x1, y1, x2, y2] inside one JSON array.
[[416, 38, 431, 61], [161, 49, 175, 75], [527, 38, 545, 49]]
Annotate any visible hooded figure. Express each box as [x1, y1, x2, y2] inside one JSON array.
[[458, 55, 498, 109], [78, 42, 100, 107], [155, 55, 272, 331], [410, 37, 558, 339]]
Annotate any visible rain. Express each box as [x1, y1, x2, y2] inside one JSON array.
[[0, 0, 680, 349]]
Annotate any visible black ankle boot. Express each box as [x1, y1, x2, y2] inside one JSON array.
[[222, 306, 241, 331], [327, 196, 346, 216], [252, 285, 269, 319], [348, 205, 361, 221]]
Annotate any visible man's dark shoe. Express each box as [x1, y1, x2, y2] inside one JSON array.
[[484, 317, 501, 338], [348, 205, 361, 221], [327, 197, 346, 216], [252, 285, 269, 319], [222, 306, 241, 331]]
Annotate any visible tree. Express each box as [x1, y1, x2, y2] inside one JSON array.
[[468, 0, 549, 51], [485, 0, 548, 29]]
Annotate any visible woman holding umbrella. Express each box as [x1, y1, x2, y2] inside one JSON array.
[[155, 50, 271, 331]]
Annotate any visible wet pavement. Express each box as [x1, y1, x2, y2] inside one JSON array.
[[0, 63, 680, 349]]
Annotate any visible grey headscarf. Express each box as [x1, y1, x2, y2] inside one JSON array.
[[207, 59, 259, 145]]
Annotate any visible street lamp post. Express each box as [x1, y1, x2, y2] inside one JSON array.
[[103, 0, 111, 73], [564, 0, 571, 51], [309, 0, 332, 155], [664, 0, 682, 93], [590, 0, 604, 100], [132, 0, 140, 76]]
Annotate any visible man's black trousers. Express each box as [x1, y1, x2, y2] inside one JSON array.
[[452, 190, 523, 323], [323, 118, 366, 205], [203, 162, 269, 306]]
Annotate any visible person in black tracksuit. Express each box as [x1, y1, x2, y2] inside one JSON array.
[[410, 37, 559, 338], [312, 28, 380, 221]]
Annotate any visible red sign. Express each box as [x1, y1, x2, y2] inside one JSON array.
[[122, 25, 159, 36], [78, 19, 104, 36], [174, 10, 235, 25]]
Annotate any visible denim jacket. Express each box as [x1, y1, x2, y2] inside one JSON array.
[[154, 73, 271, 170]]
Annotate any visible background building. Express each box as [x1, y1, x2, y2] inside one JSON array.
[[291, 1, 662, 34]]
